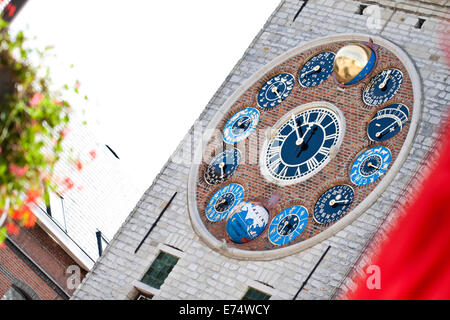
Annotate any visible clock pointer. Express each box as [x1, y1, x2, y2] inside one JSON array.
[[299, 123, 313, 144], [378, 70, 392, 90], [271, 86, 283, 100], [291, 114, 303, 145], [237, 117, 250, 128], [375, 121, 400, 138], [280, 220, 292, 235], [300, 65, 321, 78], [215, 198, 229, 211], [367, 162, 380, 170], [329, 199, 350, 207], [296, 124, 316, 158], [219, 162, 226, 178]]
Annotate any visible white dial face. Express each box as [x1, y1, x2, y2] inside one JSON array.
[[261, 103, 344, 185]]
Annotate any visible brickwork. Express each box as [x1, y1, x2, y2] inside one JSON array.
[[72, 0, 450, 300], [0, 222, 88, 299]]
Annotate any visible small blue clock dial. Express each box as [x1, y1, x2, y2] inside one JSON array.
[[350, 146, 391, 186], [362, 68, 403, 106], [268, 205, 308, 245], [313, 185, 354, 224], [367, 103, 409, 142], [204, 148, 241, 185], [299, 51, 335, 87], [263, 107, 342, 184], [223, 108, 260, 144], [257, 73, 295, 109], [206, 184, 245, 222]]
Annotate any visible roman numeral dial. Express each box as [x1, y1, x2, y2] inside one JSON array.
[[261, 104, 343, 185]]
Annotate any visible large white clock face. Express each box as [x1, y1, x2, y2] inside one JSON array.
[[261, 103, 344, 185]]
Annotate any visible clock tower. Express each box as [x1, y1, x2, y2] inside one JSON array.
[[72, 0, 450, 300]]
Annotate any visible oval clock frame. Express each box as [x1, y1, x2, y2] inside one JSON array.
[[187, 34, 422, 261]]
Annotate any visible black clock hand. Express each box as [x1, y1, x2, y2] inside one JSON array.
[[367, 162, 380, 171], [296, 119, 304, 136], [215, 199, 228, 211], [296, 125, 317, 158], [330, 200, 351, 207]]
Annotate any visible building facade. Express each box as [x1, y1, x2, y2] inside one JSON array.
[[72, 0, 449, 300], [0, 1, 142, 299]]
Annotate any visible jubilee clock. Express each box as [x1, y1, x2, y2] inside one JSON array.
[[188, 34, 421, 260], [261, 103, 344, 185]]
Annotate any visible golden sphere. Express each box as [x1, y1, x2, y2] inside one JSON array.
[[333, 44, 373, 84]]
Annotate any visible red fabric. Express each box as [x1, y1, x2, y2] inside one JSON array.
[[346, 120, 450, 300]]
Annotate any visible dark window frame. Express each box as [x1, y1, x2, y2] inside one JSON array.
[[140, 251, 179, 289], [242, 287, 271, 300]]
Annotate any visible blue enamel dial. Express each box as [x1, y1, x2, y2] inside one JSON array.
[[299, 51, 335, 87], [263, 107, 342, 184], [206, 184, 244, 222], [313, 185, 354, 224], [204, 148, 241, 185], [257, 73, 295, 109], [350, 146, 391, 186], [223, 108, 260, 144], [268, 205, 308, 245], [362, 68, 403, 106], [367, 103, 409, 142]]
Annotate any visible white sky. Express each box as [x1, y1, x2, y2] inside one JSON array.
[[12, 0, 280, 195]]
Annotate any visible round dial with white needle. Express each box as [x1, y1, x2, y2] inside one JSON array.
[[223, 107, 260, 144], [362, 68, 403, 106], [204, 149, 241, 185], [299, 51, 335, 87], [268, 205, 309, 245], [350, 146, 391, 186], [257, 73, 295, 109], [205, 184, 244, 222], [313, 185, 354, 224], [367, 103, 409, 142]]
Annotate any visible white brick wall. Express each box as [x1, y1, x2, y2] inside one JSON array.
[[72, 0, 450, 300]]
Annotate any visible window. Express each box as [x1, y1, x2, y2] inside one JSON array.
[[356, 4, 367, 15], [45, 189, 67, 231], [141, 252, 178, 289], [242, 288, 271, 301], [415, 18, 425, 29]]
